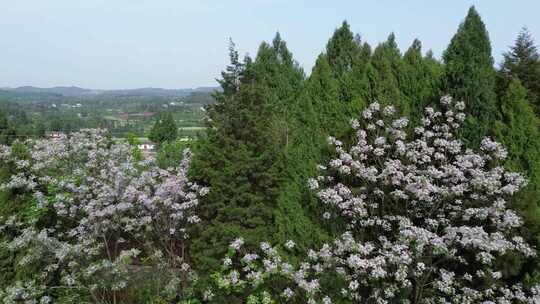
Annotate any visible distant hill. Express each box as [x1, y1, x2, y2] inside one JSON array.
[[9, 86, 95, 97], [192, 86, 218, 93], [103, 88, 196, 97], [0, 89, 62, 98], [3, 86, 219, 97]]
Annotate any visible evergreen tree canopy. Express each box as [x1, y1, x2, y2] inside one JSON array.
[[156, 139, 191, 169], [325, 21, 361, 103], [443, 6, 497, 147], [216, 38, 245, 98], [311, 23, 372, 137], [402, 39, 443, 125], [495, 79, 540, 175], [305, 54, 343, 134], [348, 41, 372, 105], [493, 78, 540, 282], [190, 34, 310, 275], [500, 28, 540, 114], [326, 21, 358, 80], [368, 33, 407, 113], [148, 112, 178, 146]]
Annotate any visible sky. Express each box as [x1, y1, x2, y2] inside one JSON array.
[[1, 0, 539, 90]]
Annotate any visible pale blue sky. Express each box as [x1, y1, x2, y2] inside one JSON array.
[[1, 0, 539, 89]]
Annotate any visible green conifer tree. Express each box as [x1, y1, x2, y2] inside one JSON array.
[[499, 28, 540, 114], [190, 34, 314, 275], [348, 41, 372, 109], [215, 38, 245, 103], [402, 39, 443, 125], [493, 78, 540, 282], [325, 21, 360, 103], [191, 85, 279, 273], [156, 140, 191, 169], [443, 6, 497, 147], [369, 33, 408, 114], [313, 23, 371, 138], [307, 54, 344, 135], [148, 112, 178, 146]]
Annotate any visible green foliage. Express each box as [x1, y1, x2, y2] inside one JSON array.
[[499, 27, 540, 115], [149, 112, 178, 146], [0, 142, 38, 289], [156, 139, 192, 169], [495, 79, 540, 175], [190, 33, 326, 284], [326, 21, 357, 79], [305, 54, 344, 135], [191, 85, 280, 274], [251, 34, 331, 254], [493, 78, 540, 282], [496, 29, 540, 285], [0, 109, 17, 145], [325, 21, 360, 103], [125, 132, 141, 145], [368, 33, 408, 114], [303, 22, 370, 143], [216, 39, 245, 99], [443, 6, 497, 147], [348, 41, 372, 110], [401, 39, 443, 126], [124, 132, 144, 161]]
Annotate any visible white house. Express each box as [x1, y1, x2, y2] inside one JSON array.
[[48, 131, 65, 140], [137, 142, 155, 151]]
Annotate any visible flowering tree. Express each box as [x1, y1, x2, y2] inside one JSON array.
[[0, 130, 207, 303], [213, 96, 540, 303]]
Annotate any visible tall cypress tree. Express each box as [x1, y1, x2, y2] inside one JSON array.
[[148, 112, 178, 146], [307, 54, 345, 135], [214, 39, 245, 104], [314, 23, 372, 136], [443, 6, 497, 147], [249, 34, 328, 252], [272, 89, 330, 255], [325, 21, 360, 103], [425, 49, 444, 82], [495, 79, 540, 175], [326, 21, 357, 79], [191, 86, 278, 272], [347, 39, 372, 117], [190, 34, 310, 274], [499, 28, 540, 115], [402, 39, 443, 125], [283, 27, 374, 241], [493, 78, 540, 282], [369, 33, 408, 113]]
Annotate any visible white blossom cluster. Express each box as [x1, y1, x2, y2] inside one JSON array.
[[214, 96, 540, 303], [0, 129, 207, 302]]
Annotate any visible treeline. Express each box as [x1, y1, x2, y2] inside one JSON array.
[[189, 6, 540, 284]]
